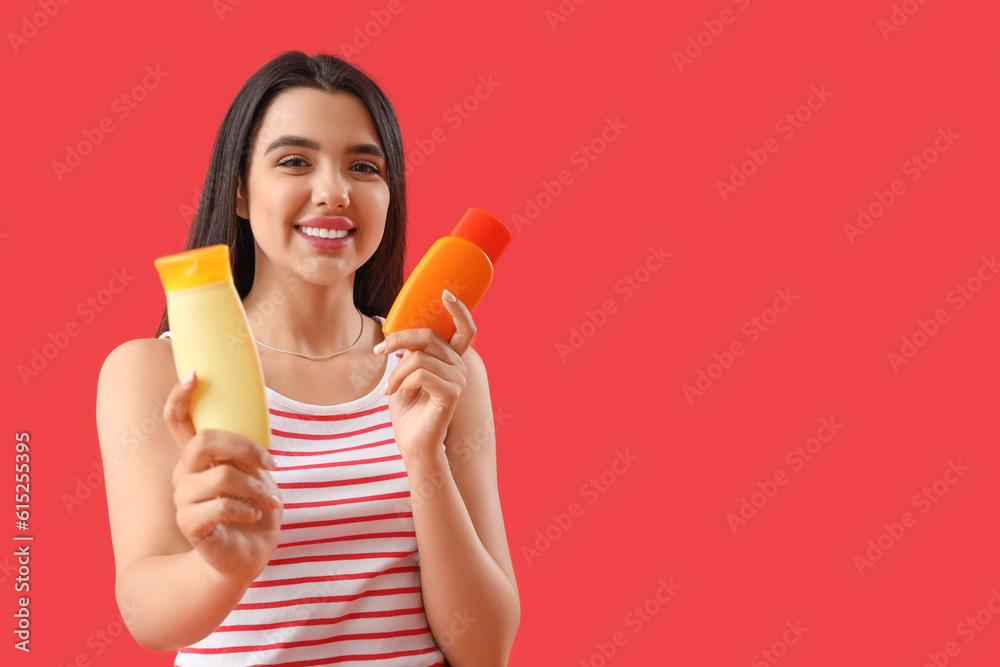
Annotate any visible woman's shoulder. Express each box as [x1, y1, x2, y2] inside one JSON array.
[[98, 336, 176, 400], [96, 336, 179, 461], [103, 334, 174, 366]]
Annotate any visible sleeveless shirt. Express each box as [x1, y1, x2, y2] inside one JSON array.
[[159, 316, 447, 666]]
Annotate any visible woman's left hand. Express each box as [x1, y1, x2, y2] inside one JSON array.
[[374, 289, 476, 467]]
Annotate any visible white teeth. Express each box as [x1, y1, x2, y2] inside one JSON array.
[[299, 226, 350, 239]]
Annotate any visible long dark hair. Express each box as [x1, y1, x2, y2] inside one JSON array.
[[155, 50, 407, 337]]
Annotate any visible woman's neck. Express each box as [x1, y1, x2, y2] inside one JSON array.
[[241, 270, 365, 358]]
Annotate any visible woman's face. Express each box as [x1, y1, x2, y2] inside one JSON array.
[[237, 86, 390, 286]]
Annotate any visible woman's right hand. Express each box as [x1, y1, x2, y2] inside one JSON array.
[[163, 371, 283, 584]]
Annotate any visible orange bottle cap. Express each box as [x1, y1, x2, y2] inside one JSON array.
[[154, 244, 233, 291], [450, 208, 511, 266]]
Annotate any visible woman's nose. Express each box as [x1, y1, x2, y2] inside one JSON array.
[[312, 168, 350, 209]]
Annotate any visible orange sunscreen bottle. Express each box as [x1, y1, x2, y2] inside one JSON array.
[[382, 207, 511, 343], [154, 244, 272, 450]]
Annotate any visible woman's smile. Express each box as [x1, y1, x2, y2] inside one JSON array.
[[293, 224, 357, 250], [293, 214, 358, 250]]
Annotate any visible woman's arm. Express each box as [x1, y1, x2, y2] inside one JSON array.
[[404, 346, 520, 667], [96, 339, 272, 650], [113, 551, 255, 651]]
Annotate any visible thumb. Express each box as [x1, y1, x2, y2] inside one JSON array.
[[164, 370, 198, 448]]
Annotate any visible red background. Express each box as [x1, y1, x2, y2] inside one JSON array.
[[3, 0, 999, 665]]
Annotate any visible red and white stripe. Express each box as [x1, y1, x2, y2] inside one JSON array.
[[163, 321, 446, 667]]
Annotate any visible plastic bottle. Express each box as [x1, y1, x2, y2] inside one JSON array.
[[383, 207, 511, 343], [154, 244, 272, 450]]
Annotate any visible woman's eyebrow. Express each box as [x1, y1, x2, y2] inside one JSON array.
[[347, 143, 386, 162], [264, 135, 319, 155], [263, 135, 385, 162]]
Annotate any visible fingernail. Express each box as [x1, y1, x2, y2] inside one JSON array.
[[182, 371, 195, 387], [373, 341, 386, 354], [271, 495, 282, 509], [381, 383, 389, 395], [443, 288, 457, 304]]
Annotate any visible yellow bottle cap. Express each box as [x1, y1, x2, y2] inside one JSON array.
[[154, 244, 233, 292]]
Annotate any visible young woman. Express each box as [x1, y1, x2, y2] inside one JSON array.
[[96, 50, 519, 666]]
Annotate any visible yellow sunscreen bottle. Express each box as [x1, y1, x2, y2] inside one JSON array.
[[154, 244, 271, 450]]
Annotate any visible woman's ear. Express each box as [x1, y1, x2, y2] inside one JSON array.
[[236, 175, 248, 219]]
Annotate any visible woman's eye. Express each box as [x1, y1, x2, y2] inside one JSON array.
[[353, 161, 381, 175], [276, 157, 381, 175]]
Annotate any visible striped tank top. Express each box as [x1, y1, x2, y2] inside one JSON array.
[[159, 315, 447, 666]]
